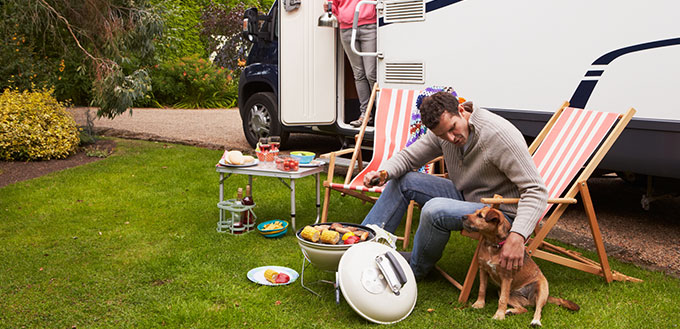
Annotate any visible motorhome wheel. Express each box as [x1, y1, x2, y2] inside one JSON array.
[[241, 92, 289, 148]]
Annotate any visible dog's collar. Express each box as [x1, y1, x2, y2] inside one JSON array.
[[493, 240, 506, 249]]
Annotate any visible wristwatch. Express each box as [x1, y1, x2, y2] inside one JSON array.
[[379, 170, 388, 183], [369, 170, 389, 186]]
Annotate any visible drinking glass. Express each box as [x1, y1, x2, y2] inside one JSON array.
[[269, 136, 281, 152]]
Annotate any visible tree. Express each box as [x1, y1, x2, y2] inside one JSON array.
[[0, 0, 163, 118]]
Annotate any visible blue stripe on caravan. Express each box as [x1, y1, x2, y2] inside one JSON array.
[[570, 37, 680, 108], [593, 37, 680, 65], [379, 0, 465, 27], [585, 70, 604, 77], [427, 0, 465, 12]]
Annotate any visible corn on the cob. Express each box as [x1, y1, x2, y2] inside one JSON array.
[[300, 226, 320, 242], [320, 229, 340, 244], [264, 269, 278, 283]]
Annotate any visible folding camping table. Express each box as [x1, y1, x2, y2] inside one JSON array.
[[216, 163, 324, 231]]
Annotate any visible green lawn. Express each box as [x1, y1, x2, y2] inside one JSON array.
[[1, 139, 679, 328]]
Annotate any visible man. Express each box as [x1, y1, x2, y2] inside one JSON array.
[[361, 91, 548, 279]]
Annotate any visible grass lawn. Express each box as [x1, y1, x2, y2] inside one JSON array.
[[1, 139, 679, 328]]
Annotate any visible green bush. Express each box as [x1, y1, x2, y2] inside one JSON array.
[[151, 54, 237, 108], [152, 0, 207, 61], [0, 88, 79, 160]]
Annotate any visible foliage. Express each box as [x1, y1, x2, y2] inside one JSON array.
[[0, 0, 162, 118], [152, 0, 272, 63], [151, 54, 238, 108], [0, 88, 79, 161], [200, 1, 250, 74], [151, 0, 207, 61], [84, 145, 112, 158], [1, 139, 679, 328]]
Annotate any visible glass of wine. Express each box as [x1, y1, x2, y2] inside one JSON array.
[[258, 137, 271, 152], [269, 136, 281, 152]]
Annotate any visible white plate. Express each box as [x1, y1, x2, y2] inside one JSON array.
[[218, 159, 259, 167], [299, 160, 324, 167], [247, 266, 299, 286]]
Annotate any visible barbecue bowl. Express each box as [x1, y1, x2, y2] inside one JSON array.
[[296, 222, 376, 271]]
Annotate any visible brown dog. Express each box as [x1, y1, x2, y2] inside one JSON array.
[[462, 207, 579, 326]]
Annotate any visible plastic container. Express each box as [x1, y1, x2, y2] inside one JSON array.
[[275, 156, 299, 171], [257, 220, 289, 238], [290, 151, 316, 164]]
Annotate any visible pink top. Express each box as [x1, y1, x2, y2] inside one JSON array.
[[332, 0, 377, 29]]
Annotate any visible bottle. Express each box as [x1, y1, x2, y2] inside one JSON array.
[[242, 185, 255, 226], [233, 188, 244, 232]]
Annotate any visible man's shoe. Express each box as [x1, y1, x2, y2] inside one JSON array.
[[398, 251, 411, 263]]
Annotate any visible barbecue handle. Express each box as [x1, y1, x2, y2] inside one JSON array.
[[385, 251, 407, 286]]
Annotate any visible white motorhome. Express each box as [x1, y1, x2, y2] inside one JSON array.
[[240, 0, 680, 186]]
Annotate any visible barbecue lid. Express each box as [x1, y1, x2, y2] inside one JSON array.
[[337, 242, 417, 324]]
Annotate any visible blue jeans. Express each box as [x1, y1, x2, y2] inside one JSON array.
[[361, 172, 512, 279]]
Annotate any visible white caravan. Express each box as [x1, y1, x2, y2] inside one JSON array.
[[242, 0, 680, 183]]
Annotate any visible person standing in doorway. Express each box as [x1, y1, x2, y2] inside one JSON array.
[[332, 0, 377, 127]]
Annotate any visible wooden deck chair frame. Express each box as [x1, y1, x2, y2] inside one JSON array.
[[320, 84, 445, 249], [436, 101, 642, 304]]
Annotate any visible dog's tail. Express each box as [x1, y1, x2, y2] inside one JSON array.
[[547, 296, 580, 311]]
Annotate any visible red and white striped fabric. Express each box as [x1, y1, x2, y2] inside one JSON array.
[[329, 88, 419, 193], [533, 107, 619, 203]]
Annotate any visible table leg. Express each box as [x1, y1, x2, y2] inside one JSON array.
[[219, 173, 224, 223], [290, 178, 296, 232], [315, 173, 320, 224]]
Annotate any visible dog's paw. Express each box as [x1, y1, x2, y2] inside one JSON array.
[[492, 311, 506, 320], [471, 301, 485, 309], [530, 319, 542, 327]]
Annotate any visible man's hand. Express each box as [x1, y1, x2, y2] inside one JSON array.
[[363, 171, 385, 187], [499, 232, 525, 271]]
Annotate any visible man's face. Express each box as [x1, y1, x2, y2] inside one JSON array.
[[431, 105, 470, 147]]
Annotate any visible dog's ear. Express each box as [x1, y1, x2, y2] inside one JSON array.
[[484, 208, 501, 223]]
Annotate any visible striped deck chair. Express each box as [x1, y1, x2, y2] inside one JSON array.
[[320, 85, 442, 249], [436, 102, 641, 304]]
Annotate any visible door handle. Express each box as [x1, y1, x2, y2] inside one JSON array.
[[351, 0, 383, 58]]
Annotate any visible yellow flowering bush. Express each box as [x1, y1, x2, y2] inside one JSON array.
[[0, 88, 79, 160]]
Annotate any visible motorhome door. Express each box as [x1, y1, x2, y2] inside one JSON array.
[[279, 1, 337, 126]]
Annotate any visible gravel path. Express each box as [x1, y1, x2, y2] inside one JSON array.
[[67, 107, 680, 278], [68, 107, 251, 150]]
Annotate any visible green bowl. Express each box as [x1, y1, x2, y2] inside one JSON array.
[[290, 151, 315, 164]]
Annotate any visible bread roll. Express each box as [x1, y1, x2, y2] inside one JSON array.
[[243, 155, 255, 163], [228, 150, 245, 165]]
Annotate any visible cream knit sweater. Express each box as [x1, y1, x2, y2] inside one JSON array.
[[381, 106, 548, 239]]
